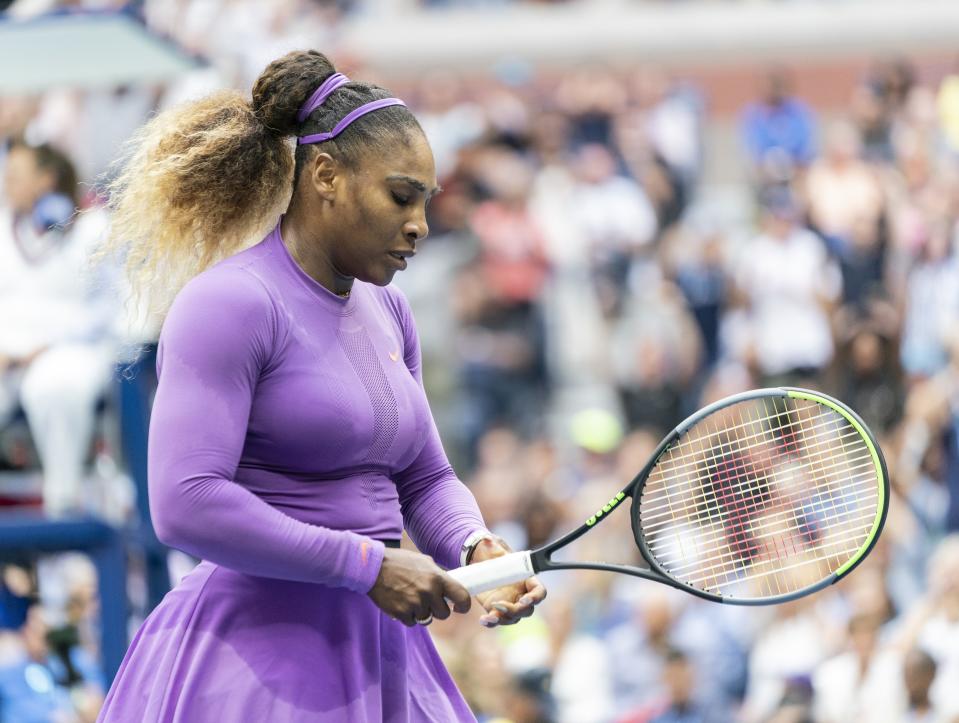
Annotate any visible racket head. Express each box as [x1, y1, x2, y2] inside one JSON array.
[[630, 387, 888, 605]]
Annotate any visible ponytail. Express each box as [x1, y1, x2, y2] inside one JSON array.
[[102, 90, 293, 321]]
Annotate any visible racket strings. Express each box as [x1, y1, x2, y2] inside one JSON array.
[[650, 400, 850, 525], [653, 499, 877, 579], [638, 397, 879, 599], [642, 414, 871, 527], [642, 451, 876, 536], [680, 400, 873, 593], [640, 431, 871, 523], [646, 406, 854, 477], [658, 403, 803, 459], [645, 472, 876, 559], [691, 400, 875, 595]]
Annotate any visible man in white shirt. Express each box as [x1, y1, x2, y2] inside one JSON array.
[[735, 190, 842, 381]]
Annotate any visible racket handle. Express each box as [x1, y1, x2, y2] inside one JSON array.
[[447, 551, 535, 594]]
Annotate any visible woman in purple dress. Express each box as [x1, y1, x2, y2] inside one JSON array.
[[96, 50, 546, 722]]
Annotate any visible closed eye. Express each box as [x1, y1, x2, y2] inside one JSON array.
[[391, 191, 412, 207]]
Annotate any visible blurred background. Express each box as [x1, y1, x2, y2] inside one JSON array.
[[2, 0, 959, 721]]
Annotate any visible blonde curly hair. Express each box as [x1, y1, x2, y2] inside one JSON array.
[[102, 91, 293, 322]]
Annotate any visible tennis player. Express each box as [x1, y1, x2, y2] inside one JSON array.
[[96, 50, 545, 722]]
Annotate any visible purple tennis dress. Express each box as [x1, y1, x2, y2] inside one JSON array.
[[98, 223, 485, 722]]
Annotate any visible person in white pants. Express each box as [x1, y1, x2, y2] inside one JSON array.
[[0, 139, 116, 517]]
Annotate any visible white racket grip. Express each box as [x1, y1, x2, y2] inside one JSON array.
[[447, 551, 535, 595]]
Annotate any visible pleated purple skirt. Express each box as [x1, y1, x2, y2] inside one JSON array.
[[97, 562, 476, 722]]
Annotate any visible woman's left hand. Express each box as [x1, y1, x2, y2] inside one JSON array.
[[469, 537, 547, 627]]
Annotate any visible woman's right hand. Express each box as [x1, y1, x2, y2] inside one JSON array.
[[367, 548, 472, 626]]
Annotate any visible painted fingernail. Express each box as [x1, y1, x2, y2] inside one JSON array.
[[493, 604, 509, 613]]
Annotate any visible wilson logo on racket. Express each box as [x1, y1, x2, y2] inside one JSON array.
[[449, 387, 889, 607], [586, 492, 626, 527]]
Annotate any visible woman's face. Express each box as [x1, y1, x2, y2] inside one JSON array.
[[3, 146, 53, 215], [329, 131, 439, 286]]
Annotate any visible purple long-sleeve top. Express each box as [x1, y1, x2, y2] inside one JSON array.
[[148, 222, 487, 593]]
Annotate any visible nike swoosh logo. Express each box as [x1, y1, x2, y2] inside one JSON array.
[[389, 351, 399, 362]]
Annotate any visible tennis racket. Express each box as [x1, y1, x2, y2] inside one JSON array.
[[448, 388, 888, 605]]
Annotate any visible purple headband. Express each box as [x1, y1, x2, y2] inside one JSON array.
[[296, 72, 407, 146], [296, 73, 350, 123]]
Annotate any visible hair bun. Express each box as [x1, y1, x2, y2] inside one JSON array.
[[251, 50, 338, 137]]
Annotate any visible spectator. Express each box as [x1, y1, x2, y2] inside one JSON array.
[[567, 143, 658, 317], [734, 188, 841, 383], [764, 677, 815, 723], [614, 108, 687, 232], [0, 603, 103, 723], [470, 150, 550, 308], [833, 309, 903, 434], [666, 226, 728, 369], [493, 667, 555, 723], [610, 278, 702, 431], [888, 537, 959, 719], [901, 648, 944, 723], [416, 71, 486, 180], [741, 68, 816, 179], [628, 70, 702, 197], [804, 120, 884, 255], [742, 597, 839, 721], [604, 590, 689, 716], [452, 151, 550, 458], [0, 139, 116, 516], [899, 221, 959, 379], [811, 612, 905, 723], [618, 648, 729, 723]]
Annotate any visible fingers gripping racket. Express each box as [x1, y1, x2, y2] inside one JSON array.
[[448, 388, 889, 605]]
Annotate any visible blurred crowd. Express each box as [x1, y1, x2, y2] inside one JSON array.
[[2, 1, 959, 722], [396, 54, 959, 723]]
